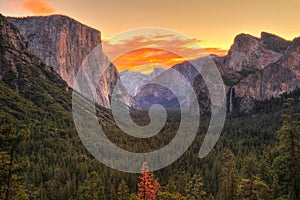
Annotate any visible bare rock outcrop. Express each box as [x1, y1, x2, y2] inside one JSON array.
[[8, 15, 120, 108]]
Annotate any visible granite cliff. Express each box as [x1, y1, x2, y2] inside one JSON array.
[[8, 15, 120, 108], [0, 14, 70, 109], [120, 68, 165, 96], [132, 60, 201, 109], [132, 32, 299, 112], [225, 32, 289, 71], [234, 37, 300, 110], [6, 14, 299, 112], [192, 32, 299, 112]]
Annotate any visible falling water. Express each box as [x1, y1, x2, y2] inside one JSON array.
[[229, 87, 234, 112]]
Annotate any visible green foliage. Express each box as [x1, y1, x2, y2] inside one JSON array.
[[117, 179, 130, 200], [273, 98, 300, 200], [185, 173, 206, 200], [129, 193, 140, 200], [0, 125, 29, 200], [222, 67, 257, 86], [237, 67, 258, 78], [109, 185, 117, 200], [158, 191, 185, 200], [1, 29, 300, 199], [222, 73, 241, 86], [1, 80, 300, 199], [78, 171, 105, 200], [238, 176, 270, 200], [218, 149, 239, 200], [238, 154, 270, 200]]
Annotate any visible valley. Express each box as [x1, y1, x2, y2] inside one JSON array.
[[0, 12, 299, 200]]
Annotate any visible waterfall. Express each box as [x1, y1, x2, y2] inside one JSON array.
[[229, 87, 234, 112]]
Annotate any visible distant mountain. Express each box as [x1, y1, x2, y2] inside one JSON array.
[[191, 32, 299, 112], [234, 36, 300, 110], [7, 14, 299, 112], [0, 14, 69, 106], [120, 68, 165, 96], [224, 32, 288, 71], [132, 32, 299, 112], [8, 15, 120, 108], [132, 60, 204, 109], [0, 14, 118, 199]]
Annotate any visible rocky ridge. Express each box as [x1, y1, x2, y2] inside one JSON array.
[[8, 15, 120, 108], [133, 32, 299, 112], [120, 68, 165, 96]]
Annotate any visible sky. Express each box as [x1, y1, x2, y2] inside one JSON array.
[[1, 0, 300, 73]]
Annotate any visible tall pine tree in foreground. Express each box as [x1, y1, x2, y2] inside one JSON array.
[[138, 162, 161, 200], [78, 171, 105, 200], [273, 98, 300, 200], [0, 124, 29, 200], [117, 179, 130, 200], [238, 153, 270, 200], [218, 148, 238, 200], [185, 173, 206, 200]]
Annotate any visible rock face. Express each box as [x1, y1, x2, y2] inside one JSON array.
[[260, 32, 291, 53], [133, 31, 299, 112], [225, 33, 284, 71], [235, 37, 300, 111], [189, 32, 300, 112], [8, 15, 120, 108], [120, 68, 165, 96], [133, 60, 202, 109], [7, 13, 298, 112], [0, 13, 69, 103]]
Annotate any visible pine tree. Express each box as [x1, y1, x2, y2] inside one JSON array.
[[138, 162, 161, 200], [157, 191, 185, 200], [166, 179, 176, 194], [117, 179, 130, 200], [78, 171, 105, 200], [130, 193, 140, 200], [219, 148, 238, 200], [273, 98, 300, 200], [185, 173, 206, 200], [238, 176, 270, 200], [175, 172, 189, 196], [0, 124, 29, 200], [238, 153, 270, 200], [211, 158, 221, 199], [109, 185, 117, 200]]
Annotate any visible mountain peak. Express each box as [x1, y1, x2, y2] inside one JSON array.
[[233, 33, 259, 44], [260, 31, 291, 53], [229, 33, 259, 55], [7, 15, 102, 87], [226, 32, 283, 71], [0, 14, 28, 53], [0, 13, 68, 95], [7, 14, 100, 33], [261, 31, 279, 38], [151, 67, 165, 74], [7, 14, 120, 108]]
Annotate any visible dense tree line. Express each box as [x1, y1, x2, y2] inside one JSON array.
[[0, 83, 300, 199]]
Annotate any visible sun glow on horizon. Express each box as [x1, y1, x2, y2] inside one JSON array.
[[2, 0, 300, 73], [103, 34, 227, 74], [9, 0, 56, 15]]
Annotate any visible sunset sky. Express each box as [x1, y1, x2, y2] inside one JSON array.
[[1, 0, 300, 73]]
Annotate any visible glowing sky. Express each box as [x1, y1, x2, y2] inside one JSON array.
[[1, 0, 300, 73], [102, 33, 228, 73]]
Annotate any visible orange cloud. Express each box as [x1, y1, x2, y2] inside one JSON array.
[[103, 34, 227, 74], [115, 48, 188, 72], [10, 0, 56, 15]]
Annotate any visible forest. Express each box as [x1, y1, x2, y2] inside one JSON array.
[[0, 70, 300, 200]]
